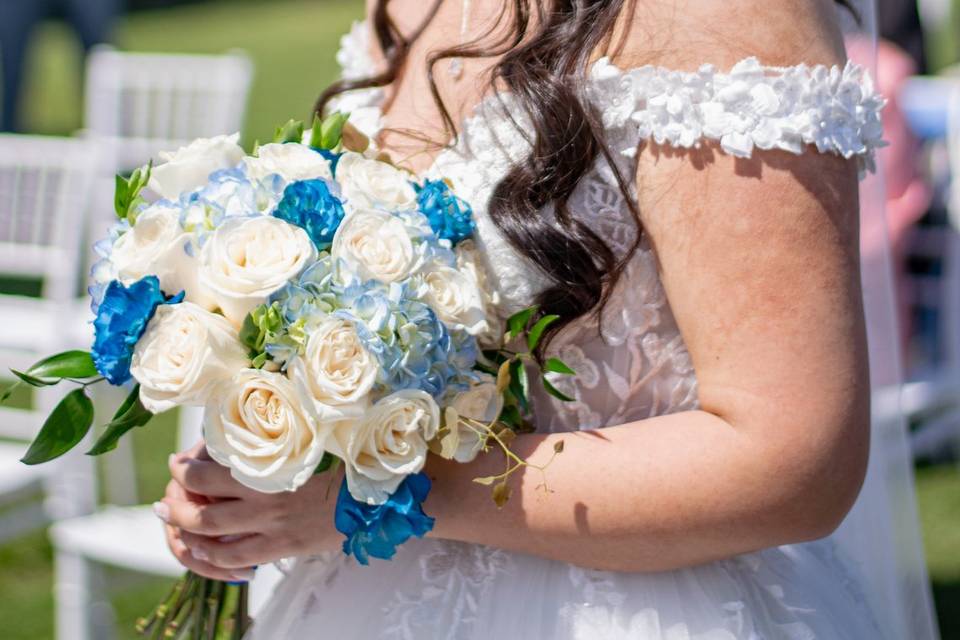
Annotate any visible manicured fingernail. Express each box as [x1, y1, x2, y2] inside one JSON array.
[[229, 569, 256, 582], [152, 501, 170, 523], [191, 547, 210, 562]]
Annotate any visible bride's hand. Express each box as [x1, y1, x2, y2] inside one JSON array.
[[156, 442, 342, 581]]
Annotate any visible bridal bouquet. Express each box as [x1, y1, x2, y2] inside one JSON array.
[[2, 114, 572, 638]]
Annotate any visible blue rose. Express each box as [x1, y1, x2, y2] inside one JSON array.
[[318, 149, 342, 177], [273, 179, 346, 250], [335, 472, 434, 564], [414, 179, 475, 245], [91, 276, 183, 385]]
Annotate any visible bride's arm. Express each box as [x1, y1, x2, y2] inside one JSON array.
[[423, 0, 870, 572]]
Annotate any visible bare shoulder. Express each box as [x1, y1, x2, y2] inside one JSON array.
[[606, 0, 848, 71]]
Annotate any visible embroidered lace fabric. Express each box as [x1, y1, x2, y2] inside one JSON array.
[[249, 22, 888, 639]]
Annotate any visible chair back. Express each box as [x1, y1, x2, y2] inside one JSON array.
[[84, 46, 254, 172], [0, 135, 98, 303]]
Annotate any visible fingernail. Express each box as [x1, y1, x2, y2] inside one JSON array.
[[168, 453, 176, 466], [229, 568, 256, 582], [191, 547, 210, 562], [152, 501, 170, 523]]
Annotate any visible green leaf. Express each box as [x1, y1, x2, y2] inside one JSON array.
[[543, 357, 575, 376], [87, 385, 153, 456], [273, 119, 304, 144], [498, 404, 521, 429], [314, 452, 338, 474], [507, 306, 538, 340], [25, 350, 99, 381], [1, 380, 22, 403], [10, 369, 59, 387], [526, 314, 559, 351], [492, 481, 512, 508], [21, 389, 95, 465], [508, 360, 529, 412], [114, 161, 153, 220], [542, 376, 575, 402], [318, 112, 349, 150]]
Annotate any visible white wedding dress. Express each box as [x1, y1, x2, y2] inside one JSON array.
[[250, 20, 927, 640]]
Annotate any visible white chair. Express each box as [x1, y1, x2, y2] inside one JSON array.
[[0, 134, 101, 539], [83, 45, 254, 173], [50, 407, 283, 640]]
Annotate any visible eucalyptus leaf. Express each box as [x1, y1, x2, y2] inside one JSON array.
[[87, 385, 154, 455], [542, 376, 575, 402], [543, 357, 575, 376], [472, 475, 497, 486], [21, 389, 95, 465], [507, 306, 538, 339], [526, 314, 559, 351]]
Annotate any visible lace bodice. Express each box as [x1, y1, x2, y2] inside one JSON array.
[[330, 21, 884, 434]]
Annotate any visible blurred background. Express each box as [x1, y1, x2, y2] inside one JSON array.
[[0, 0, 958, 638]]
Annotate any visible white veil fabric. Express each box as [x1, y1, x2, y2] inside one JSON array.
[[834, 2, 940, 638]]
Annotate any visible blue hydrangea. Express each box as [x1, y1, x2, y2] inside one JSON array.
[[335, 472, 434, 564], [338, 280, 476, 399], [273, 179, 345, 250], [414, 179, 475, 245], [91, 276, 184, 385]]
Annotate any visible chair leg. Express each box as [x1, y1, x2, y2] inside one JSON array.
[[55, 549, 117, 640], [54, 549, 93, 640]]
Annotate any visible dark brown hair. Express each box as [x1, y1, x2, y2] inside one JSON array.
[[315, 0, 856, 354]]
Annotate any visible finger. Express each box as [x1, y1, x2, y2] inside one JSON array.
[[173, 440, 205, 463], [169, 454, 251, 499], [164, 524, 252, 581], [180, 530, 282, 570], [157, 496, 258, 537]]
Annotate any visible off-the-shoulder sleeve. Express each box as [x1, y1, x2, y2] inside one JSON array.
[[588, 56, 886, 175]]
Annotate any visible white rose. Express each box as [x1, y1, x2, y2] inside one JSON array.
[[244, 143, 333, 183], [335, 389, 440, 504], [109, 203, 217, 309], [335, 151, 416, 210], [199, 216, 317, 327], [288, 316, 378, 410], [204, 369, 344, 493], [331, 208, 423, 284], [149, 133, 245, 200], [413, 264, 487, 336], [449, 374, 502, 463], [130, 303, 249, 413], [455, 240, 504, 348]]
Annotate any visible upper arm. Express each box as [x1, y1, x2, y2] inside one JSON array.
[[621, 0, 870, 522]]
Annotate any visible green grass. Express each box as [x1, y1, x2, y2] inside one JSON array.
[[917, 464, 960, 639], [20, 0, 362, 143]]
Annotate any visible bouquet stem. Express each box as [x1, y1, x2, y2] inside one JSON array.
[[135, 572, 251, 640]]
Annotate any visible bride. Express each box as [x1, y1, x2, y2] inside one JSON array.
[[155, 0, 937, 637]]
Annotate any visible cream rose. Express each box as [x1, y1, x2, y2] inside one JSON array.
[[149, 133, 245, 200], [335, 151, 416, 210], [204, 369, 343, 493], [199, 216, 317, 327], [244, 143, 333, 183], [413, 264, 487, 336], [288, 316, 378, 409], [331, 208, 424, 284], [130, 303, 249, 413], [449, 374, 502, 463], [109, 204, 215, 307], [455, 240, 505, 348], [335, 389, 440, 504]]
